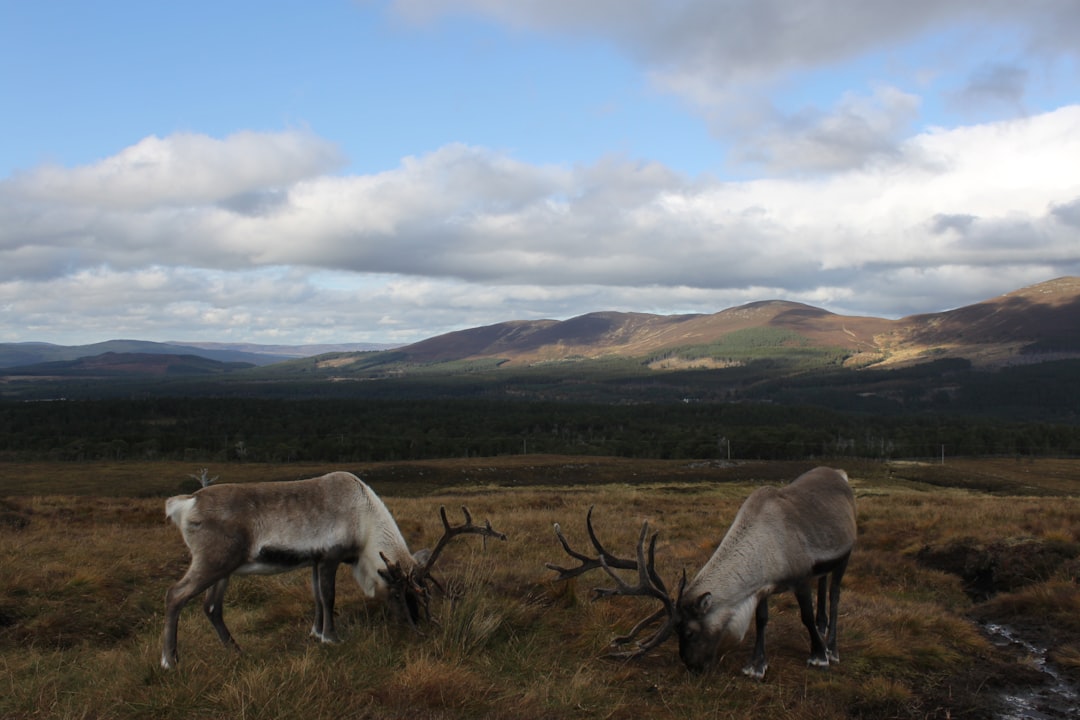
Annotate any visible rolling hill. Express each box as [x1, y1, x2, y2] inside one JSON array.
[[321, 276, 1080, 371], [2, 278, 1078, 410], [0, 339, 396, 370], [889, 276, 1080, 364], [396, 301, 889, 365], [0, 352, 255, 378]]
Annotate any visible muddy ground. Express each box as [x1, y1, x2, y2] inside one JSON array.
[[917, 539, 1080, 718]]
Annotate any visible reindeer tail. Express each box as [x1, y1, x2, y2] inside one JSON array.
[[164, 495, 197, 526]]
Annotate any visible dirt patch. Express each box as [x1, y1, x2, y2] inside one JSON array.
[[916, 660, 1048, 720], [915, 538, 1079, 602], [915, 537, 1080, 718], [915, 536, 1080, 665]]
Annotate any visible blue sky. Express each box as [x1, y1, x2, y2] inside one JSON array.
[[2, 0, 1079, 346]]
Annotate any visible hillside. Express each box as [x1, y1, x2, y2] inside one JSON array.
[[884, 276, 1080, 365], [398, 301, 890, 365], [6, 278, 1077, 376], [0, 340, 288, 368], [372, 276, 1080, 369], [2, 278, 1079, 419], [0, 339, 396, 369], [0, 352, 255, 378]]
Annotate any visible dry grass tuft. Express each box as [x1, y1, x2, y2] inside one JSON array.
[[377, 656, 496, 716], [1051, 643, 1080, 675]]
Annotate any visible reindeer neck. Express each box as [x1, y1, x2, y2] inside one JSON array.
[[690, 490, 784, 604]]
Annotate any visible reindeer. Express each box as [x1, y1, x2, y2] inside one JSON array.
[[161, 471, 505, 670], [548, 466, 856, 679]]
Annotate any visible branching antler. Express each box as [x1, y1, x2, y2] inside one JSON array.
[[379, 505, 506, 627], [546, 506, 639, 581], [547, 507, 684, 659], [416, 505, 507, 583]]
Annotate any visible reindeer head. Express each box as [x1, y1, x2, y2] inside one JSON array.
[[380, 505, 506, 626], [675, 590, 728, 672]]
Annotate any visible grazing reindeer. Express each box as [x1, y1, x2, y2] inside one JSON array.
[[548, 466, 856, 679], [161, 471, 505, 669]]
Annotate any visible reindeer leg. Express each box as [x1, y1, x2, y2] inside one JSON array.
[[310, 565, 325, 641], [742, 597, 770, 680], [162, 563, 225, 670], [826, 555, 850, 664], [796, 581, 829, 669], [202, 577, 241, 652], [815, 575, 829, 638], [314, 559, 341, 643]]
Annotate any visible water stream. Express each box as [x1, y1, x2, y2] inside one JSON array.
[[982, 622, 1079, 719]]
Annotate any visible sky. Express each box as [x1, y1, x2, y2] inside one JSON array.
[[2, 0, 1079, 347]]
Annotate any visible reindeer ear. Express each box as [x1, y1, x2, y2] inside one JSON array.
[[412, 548, 432, 566], [697, 592, 712, 613]]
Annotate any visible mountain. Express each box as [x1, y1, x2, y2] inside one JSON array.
[[886, 276, 1080, 365], [0, 340, 285, 368], [3, 278, 1078, 387], [0, 339, 395, 369], [1, 352, 254, 378], [396, 302, 890, 365], [385, 277, 1080, 369], [171, 341, 399, 359]]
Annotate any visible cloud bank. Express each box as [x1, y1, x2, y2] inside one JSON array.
[[391, 0, 1080, 174], [3, 1, 1079, 344], [2, 105, 1079, 343]]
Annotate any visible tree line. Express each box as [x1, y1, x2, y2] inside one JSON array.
[[1, 397, 1078, 464]]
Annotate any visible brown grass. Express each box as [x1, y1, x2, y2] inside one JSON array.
[[1, 457, 1078, 718]]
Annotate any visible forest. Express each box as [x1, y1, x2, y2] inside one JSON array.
[[2, 395, 1079, 464]]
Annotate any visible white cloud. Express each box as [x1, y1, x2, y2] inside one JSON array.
[[730, 86, 923, 174], [389, 0, 1080, 174], [2, 104, 1079, 343], [6, 130, 342, 210], [391, 1, 1080, 79]]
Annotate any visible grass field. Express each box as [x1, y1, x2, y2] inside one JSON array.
[[1, 456, 1078, 719]]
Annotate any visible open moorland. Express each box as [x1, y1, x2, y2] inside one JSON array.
[[1, 456, 1079, 719]]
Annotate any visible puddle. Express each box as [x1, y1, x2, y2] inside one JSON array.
[[982, 622, 1079, 720]]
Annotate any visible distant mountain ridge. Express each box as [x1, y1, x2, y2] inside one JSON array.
[[392, 277, 1080, 369], [2, 352, 255, 378], [173, 341, 399, 359], [397, 302, 883, 364], [2, 278, 1078, 380], [0, 339, 397, 370], [893, 276, 1080, 364]]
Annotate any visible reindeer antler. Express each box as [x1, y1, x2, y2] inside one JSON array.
[[547, 506, 683, 659], [546, 506, 639, 580], [380, 506, 506, 628], [416, 505, 507, 582]]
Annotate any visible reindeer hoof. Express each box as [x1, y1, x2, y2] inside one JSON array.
[[310, 628, 340, 644], [741, 663, 767, 681], [807, 656, 830, 669]]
